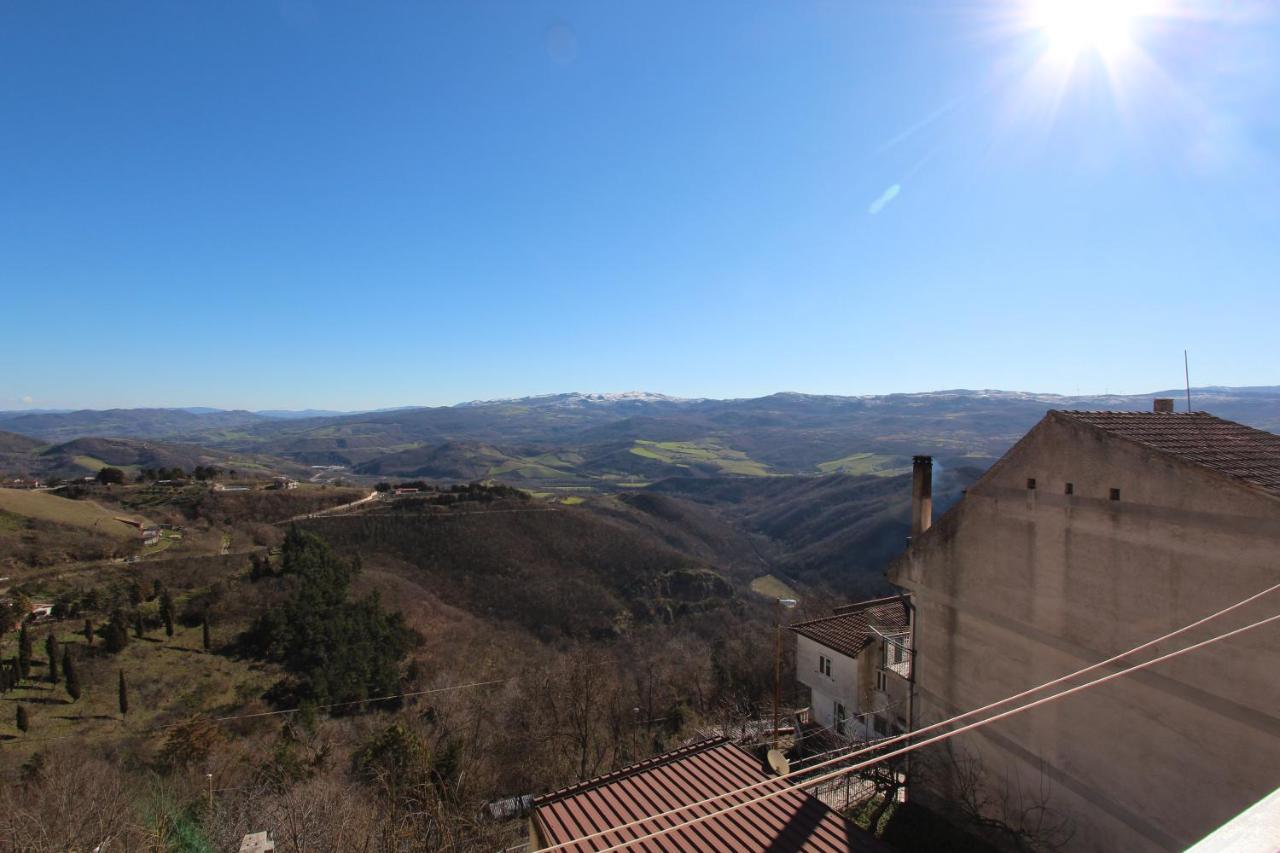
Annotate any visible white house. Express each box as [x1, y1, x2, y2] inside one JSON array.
[[790, 596, 912, 741]]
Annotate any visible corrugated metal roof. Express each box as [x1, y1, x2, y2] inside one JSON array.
[[530, 737, 878, 852], [1054, 411, 1280, 498], [789, 597, 909, 660]]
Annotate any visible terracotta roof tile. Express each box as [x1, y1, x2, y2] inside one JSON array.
[[530, 737, 880, 852], [789, 596, 909, 660], [1054, 411, 1280, 498]]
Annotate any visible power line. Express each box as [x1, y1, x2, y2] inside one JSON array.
[[538, 577, 1280, 852], [596, 610, 1280, 852]]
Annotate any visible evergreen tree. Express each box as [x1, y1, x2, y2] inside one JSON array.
[[160, 591, 175, 637], [63, 650, 81, 702], [45, 634, 59, 684], [104, 610, 129, 654], [16, 705, 29, 733], [202, 613, 211, 651], [246, 529, 411, 708], [134, 611, 145, 639], [17, 624, 31, 680], [118, 670, 129, 716], [84, 618, 94, 646]]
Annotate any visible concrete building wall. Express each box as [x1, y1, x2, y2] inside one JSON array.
[[888, 413, 1280, 852]]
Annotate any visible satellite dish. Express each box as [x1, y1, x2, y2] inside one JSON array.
[[767, 749, 790, 777]]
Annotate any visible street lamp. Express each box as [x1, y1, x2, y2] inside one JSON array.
[[773, 598, 798, 745]]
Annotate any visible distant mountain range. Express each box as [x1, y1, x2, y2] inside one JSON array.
[[3, 386, 1278, 487]]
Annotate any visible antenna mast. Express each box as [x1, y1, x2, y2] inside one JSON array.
[[1184, 350, 1191, 413]]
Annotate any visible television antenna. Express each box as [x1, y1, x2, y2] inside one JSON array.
[[1184, 350, 1192, 412]]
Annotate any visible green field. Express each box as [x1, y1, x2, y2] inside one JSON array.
[[629, 440, 772, 477], [0, 489, 150, 538], [816, 452, 912, 477], [71, 455, 113, 473]]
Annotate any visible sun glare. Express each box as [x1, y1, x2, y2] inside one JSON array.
[[1030, 0, 1141, 56]]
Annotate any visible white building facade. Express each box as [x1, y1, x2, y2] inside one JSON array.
[[791, 596, 913, 742]]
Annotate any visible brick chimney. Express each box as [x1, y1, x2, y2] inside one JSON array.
[[1153, 398, 1175, 414], [911, 455, 933, 539]]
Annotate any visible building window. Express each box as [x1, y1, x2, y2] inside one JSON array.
[[835, 702, 847, 736], [1026, 478, 1036, 490], [876, 669, 888, 692], [819, 655, 831, 677], [1064, 482, 1074, 495], [1110, 488, 1121, 501]]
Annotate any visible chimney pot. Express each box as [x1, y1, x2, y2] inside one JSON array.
[[1154, 398, 1175, 414], [911, 455, 933, 539]]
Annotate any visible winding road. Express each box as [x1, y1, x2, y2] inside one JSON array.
[[277, 490, 380, 524]]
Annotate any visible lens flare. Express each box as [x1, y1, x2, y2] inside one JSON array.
[[1029, 0, 1143, 56]]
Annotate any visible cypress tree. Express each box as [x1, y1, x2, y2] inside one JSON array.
[[161, 591, 175, 638], [17, 624, 31, 680], [104, 612, 128, 654], [202, 613, 211, 651], [16, 705, 29, 733], [45, 634, 59, 684], [118, 670, 129, 717], [63, 649, 80, 702], [134, 611, 145, 639], [84, 618, 94, 646]]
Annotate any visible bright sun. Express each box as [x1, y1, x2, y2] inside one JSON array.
[[1029, 0, 1142, 56]]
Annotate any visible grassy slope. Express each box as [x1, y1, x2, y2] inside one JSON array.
[[0, 489, 149, 539], [749, 574, 800, 602], [816, 452, 912, 477], [0, 620, 275, 753], [629, 439, 772, 477]]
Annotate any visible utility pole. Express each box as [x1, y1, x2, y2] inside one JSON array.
[[772, 598, 797, 745]]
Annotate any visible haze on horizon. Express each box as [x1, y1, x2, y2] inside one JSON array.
[[3, 1, 1278, 412]]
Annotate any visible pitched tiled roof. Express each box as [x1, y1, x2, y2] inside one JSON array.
[[789, 596, 909, 659], [1054, 411, 1280, 498], [530, 737, 878, 852]]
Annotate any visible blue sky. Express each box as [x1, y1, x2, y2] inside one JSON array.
[[2, 1, 1277, 410]]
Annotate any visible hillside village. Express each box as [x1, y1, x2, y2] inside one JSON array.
[[0, 394, 1277, 850]]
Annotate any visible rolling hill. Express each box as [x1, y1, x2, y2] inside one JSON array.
[[646, 465, 979, 596], [0, 435, 298, 481], [0, 429, 43, 453], [0, 407, 268, 442], [301, 495, 745, 641], [4, 387, 1279, 492]]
